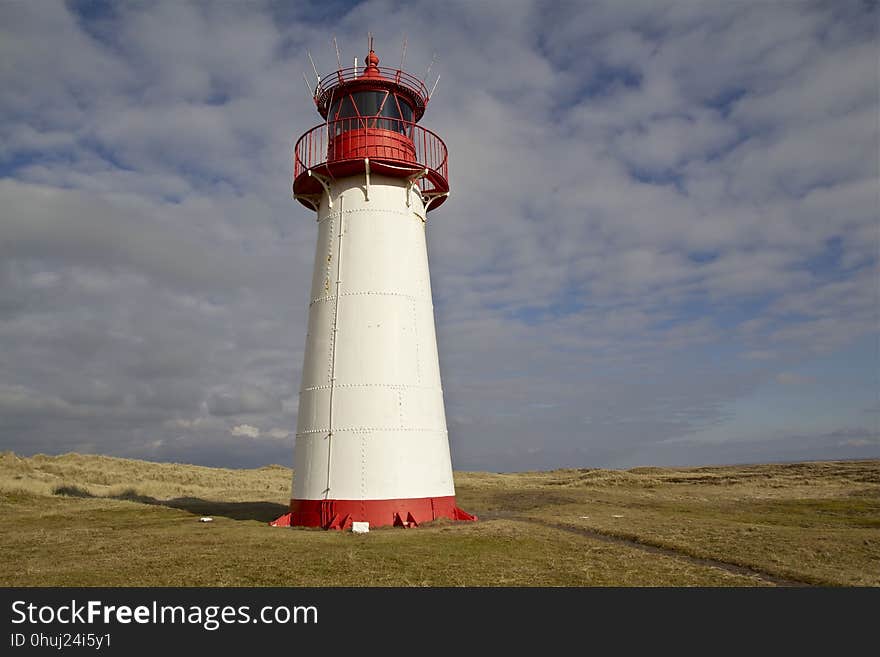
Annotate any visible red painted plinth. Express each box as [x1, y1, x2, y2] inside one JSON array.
[[270, 496, 477, 530]]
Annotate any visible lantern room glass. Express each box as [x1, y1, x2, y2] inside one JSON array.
[[330, 92, 415, 135]]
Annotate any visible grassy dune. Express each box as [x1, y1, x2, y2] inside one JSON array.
[[0, 452, 877, 586]]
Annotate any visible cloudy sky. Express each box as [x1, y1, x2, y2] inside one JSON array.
[[1, 1, 878, 471]]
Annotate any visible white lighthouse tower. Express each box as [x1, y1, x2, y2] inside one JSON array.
[[276, 44, 475, 529]]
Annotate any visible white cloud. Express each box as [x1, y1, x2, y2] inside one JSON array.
[[230, 424, 260, 439], [228, 424, 290, 440]]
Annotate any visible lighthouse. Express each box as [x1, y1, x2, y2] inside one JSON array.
[[278, 43, 475, 530]]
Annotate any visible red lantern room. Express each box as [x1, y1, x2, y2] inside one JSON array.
[[293, 47, 449, 212]]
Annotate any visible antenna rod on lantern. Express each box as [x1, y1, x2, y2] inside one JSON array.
[[308, 51, 321, 85], [399, 36, 408, 71], [333, 36, 342, 70], [429, 74, 440, 100], [302, 72, 315, 101], [423, 53, 437, 84], [353, 56, 358, 76]]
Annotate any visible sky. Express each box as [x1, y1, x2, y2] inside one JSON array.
[[0, 0, 878, 472]]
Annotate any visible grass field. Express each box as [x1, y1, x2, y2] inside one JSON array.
[[0, 451, 877, 586]]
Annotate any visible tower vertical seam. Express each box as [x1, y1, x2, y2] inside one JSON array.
[[325, 194, 344, 499], [412, 297, 421, 384]]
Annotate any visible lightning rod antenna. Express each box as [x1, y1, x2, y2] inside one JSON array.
[[302, 72, 315, 102], [399, 36, 408, 71], [307, 51, 321, 85], [333, 37, 342, 70], [423, 52, 437, 85], [429, 74, 441, 100]]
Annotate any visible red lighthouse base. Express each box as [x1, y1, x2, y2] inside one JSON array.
[[270, 496, 477, 530]]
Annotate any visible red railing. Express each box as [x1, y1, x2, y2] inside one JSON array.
[[293, 118, 448, 195], [315, 66, 430, 111]]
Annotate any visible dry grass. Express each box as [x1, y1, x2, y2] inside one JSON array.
[[0, 451, 877, 586], [456, 461, 880, 586], [0, 451, 291, 501]]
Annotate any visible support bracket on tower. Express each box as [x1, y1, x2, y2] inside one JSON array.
[[423, 192, 450, 214], [294, 194, 321, 212], [405, 168, 429, 208], [306, 170, 333, 209]]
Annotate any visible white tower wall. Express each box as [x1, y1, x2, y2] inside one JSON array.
[[292, 173, 455, 502]]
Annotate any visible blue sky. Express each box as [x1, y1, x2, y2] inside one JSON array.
[[0, 0, 877, 471]]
